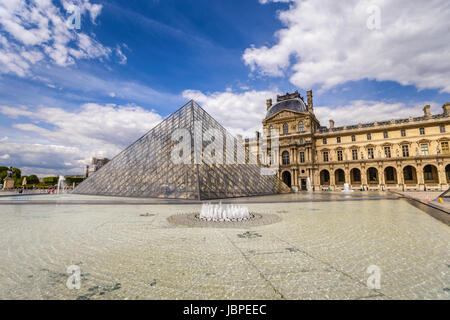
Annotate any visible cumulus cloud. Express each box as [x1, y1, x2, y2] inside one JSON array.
[[315, 100, 442, 127], [244, 0, 450, 92], [0, 0, 117, 77], [0, 103, 163, 175]]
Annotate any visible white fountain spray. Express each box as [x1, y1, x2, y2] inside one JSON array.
[[200, 202, 251, 222], [306, 177, 312, 193], [57, 175, 66, 195], [341, 183, 354, 193]]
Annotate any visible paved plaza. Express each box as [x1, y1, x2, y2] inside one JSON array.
[[0, 195, 448, 300]]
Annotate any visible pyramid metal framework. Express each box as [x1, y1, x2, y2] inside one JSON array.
[[74, 101, 290, 200]]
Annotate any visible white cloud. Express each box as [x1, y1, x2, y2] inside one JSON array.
[[0, 141, 86, 176], [116, 45, 128, 65], [0, 103, 163, 175], [315, 100, 442, 127], [0, 0, 117, 77], [0, 105, 33, 118], [0, 154, 10, 160], [244, 0, 450, 93]]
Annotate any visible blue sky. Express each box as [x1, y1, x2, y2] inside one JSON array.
[[0, 0, 449, 176]]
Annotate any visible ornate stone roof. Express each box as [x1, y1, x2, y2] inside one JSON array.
[[265, 96, 308, 119]]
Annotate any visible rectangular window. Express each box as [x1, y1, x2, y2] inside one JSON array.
[[337, 150, 343, 161], [352, 149, 358, 160], [384, 146, 391, 158], [323, 152, 329, 162], [402, 145, 409, 157], [440, 125, 446, 133], [351, 135, 356, 142], [298, 121, 305, 132], [420, 127, 425, 135], [420, 144, 429, 156], [368, 148, 374, 159], [441, 142, 449, 154], [383, 131, 388, 139], [337, 137, 341, 143], [299, 152, 305, 163], [323, 138, 327, 145], [367, 133, 372, 140], [401, 129, 406, 137]]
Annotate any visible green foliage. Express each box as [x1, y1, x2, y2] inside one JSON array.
[[27, 175, 40, 185], [14, 178, 23, 187], [65, 177, 85, 186], [0, 167, 21, 184], [43, 177, 59, 185], [12, 168, 21, 179]]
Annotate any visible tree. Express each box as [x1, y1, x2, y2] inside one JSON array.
[[0, 167, 21, 184], [65, 177, 85, 186], [27, 175, 40, 185], [0, 170, 6, 184], [43, 177, 58, 185], [12, 168, 21, 179]]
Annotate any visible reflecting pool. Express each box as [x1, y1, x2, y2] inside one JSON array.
[[0, 195, 448, 299]]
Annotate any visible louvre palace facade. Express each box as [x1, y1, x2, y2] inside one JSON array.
[[251, 91, 450, 192]]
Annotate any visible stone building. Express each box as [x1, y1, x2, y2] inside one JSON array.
[[254, 91, 450, 191], [85, 157, 110, 178]]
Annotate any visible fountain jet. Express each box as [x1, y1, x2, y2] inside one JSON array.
[[200, 202, 251, 222]]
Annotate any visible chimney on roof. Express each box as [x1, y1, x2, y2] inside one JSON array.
[[307, 90, 314, 113], [329, 119, 335, 129], [443, 102, 450, 115], [423, 105, 431, 117], [266, 99, 272, 110]]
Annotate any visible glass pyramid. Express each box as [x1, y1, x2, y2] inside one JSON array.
[[74, 100, 290, 200]]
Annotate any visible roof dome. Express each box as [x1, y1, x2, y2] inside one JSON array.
[[265, 98, 308, 119]]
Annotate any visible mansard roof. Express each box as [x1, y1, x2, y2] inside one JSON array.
[[265, 98, 308, 119]]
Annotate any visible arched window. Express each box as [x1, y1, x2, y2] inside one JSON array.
[[268, 126, 273, 137], [283, 123, 289, 134], [282, 151, 290, 165], [298, 121, 304, 132]]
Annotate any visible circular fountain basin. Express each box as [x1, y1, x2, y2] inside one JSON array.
[[167, 212, 281, 228]]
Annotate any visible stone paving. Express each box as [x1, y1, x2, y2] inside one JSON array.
[[0, 198, 448, 300]]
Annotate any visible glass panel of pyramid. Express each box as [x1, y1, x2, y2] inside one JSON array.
[[74, 100, 290, 200]]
